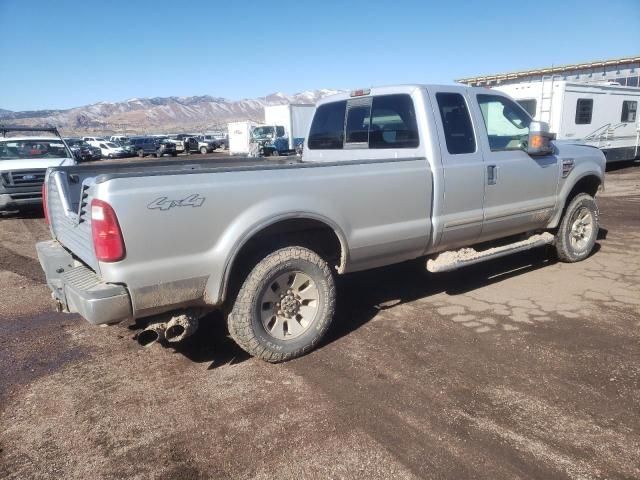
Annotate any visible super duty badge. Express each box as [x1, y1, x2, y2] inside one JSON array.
[[147, 194, 205, 211]]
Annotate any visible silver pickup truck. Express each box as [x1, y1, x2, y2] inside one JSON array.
[[37, 84, 605, 362]]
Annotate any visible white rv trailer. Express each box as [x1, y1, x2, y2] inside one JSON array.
[[264, 104, 315, 150], [227, 120, 260, 155], [494, 80, 640, 162]]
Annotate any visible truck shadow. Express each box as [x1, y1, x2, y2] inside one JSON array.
[[174, 237, 605, 369], [325, 247, 555, 343], [170, 310, 252, 369]]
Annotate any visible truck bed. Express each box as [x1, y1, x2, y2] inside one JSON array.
[[51, 156, 302, 183]]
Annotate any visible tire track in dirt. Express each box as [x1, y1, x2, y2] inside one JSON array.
[[0, 243, 44, 283], [18, 217, 48, 243]]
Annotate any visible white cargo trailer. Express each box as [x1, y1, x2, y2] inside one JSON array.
[[227, 120, 260, 155], [264, 104, 315, 150], [495, 80, 640, 163]]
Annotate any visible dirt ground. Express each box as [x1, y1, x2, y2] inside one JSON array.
[[1, 162, 639, 480]]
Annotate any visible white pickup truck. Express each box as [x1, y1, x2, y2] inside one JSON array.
[[36, 84, 605, 362], [0, 127, 76, 211]]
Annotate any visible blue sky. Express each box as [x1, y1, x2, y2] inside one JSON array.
[[1, 0, 638, 111]]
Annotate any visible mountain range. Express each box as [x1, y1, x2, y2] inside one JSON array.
[[0, 89, 342, 135]]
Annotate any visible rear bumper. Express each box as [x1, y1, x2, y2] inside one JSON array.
[[36, 240, 132, 325]]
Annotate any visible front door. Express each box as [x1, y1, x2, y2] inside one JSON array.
[[429, 88, 486, 249], [471, 93, 559, 241]]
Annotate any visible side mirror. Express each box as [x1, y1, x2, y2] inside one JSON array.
[[525, 121, 555, 156]]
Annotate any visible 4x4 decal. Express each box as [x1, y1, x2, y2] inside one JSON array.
[[147, 194, 205, 211]]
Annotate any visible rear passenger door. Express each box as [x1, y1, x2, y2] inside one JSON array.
[[429, 88, 485, 248]]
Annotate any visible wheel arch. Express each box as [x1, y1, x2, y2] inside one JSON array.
[[218, 213, 349, 305], [547, 173, 602, 229]]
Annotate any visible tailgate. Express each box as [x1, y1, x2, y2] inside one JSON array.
[[46, 170, 100, 272]]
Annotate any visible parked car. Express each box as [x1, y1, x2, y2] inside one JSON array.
[[200, 134, 227, 150], [163, 135, 187, 154], [1, 126, 76, 211], [96, 141, 127, 159], [64, 138, 102, 161], [83, 136, 108, 144], [113, 139, 136, 157], [130, 137, 177, 157], [185, 136, 216, 154], [37, 84, 605, 363], [109, 135, 130, 144]]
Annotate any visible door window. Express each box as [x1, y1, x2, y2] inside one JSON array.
[[477, 94, 531, 151], [621, 100, 637, 122], [575, 98, 593, 124], [436, 92, 475, 154]]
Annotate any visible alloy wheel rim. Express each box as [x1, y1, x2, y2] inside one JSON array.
[[569, 206, 594, 251], [259, 271, 319, 340]]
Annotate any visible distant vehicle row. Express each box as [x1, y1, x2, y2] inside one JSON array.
[[75, 134, 227, 159]]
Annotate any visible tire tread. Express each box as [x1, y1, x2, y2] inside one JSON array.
[[227, 246, 336, 363]]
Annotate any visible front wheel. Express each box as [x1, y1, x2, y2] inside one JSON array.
[[200, 146, 208, 155], [137, 149, 145, 158], [227, 246, 336, 362], [554, 193, 599, 262]]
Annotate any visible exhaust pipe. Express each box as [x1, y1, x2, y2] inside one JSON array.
[[164, 310, 201, 343], [137, 322, 167, 347]]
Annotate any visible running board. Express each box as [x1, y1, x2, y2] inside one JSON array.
[[426, 232, 555, 273]]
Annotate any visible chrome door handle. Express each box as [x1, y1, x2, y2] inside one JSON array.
[[487, 165, 498, 185]]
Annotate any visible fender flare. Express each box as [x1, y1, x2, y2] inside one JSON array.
[[547, 171, 603, 228], [217, 212, 350, 303]]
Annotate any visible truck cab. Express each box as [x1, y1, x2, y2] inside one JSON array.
[[249, 125, 289, 156], [305, 85, 604, 251]]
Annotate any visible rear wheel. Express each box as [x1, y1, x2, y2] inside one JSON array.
[[554, 193, 598, 262], [227, 246, 336, 362], [200, 146, 208, 155], [137, 149, 145, 157]]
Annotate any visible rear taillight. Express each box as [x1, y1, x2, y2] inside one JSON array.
[[42, 183, 49, 225], [91, 199, 125, 262]]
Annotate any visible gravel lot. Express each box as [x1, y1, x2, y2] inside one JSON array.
[[1, 162, 639, 480]]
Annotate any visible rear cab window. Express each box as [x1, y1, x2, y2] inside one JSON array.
[[308, 93, 419, 150], [308, 101, 347, 149]]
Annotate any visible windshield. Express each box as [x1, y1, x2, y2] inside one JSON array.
[[0, 139, 71, 160], [252, 126, 275, 138]]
